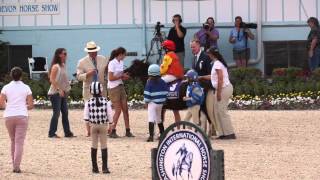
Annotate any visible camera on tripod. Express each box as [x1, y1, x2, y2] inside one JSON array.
[[240, 22, 257, 29], [155, 21, 165, 36], [203, 23, 210, 30]]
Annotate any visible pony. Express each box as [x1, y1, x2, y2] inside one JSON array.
[[125, 59, 212, 135], [124, 59, 188, 111]]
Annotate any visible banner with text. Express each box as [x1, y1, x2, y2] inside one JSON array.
[[0, 1, 60, 16]]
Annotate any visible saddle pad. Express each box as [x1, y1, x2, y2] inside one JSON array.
[[167, 80, 181, 100]]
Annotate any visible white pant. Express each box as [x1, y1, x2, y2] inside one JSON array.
[[161, 75, 177, 83], [148, 102, 163, 123]]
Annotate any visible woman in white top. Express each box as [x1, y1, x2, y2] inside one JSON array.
[[107, 47, 134, 138], [47, 48, 74, 138], [200, 47, 236, 139], [0, 67, 34, 173]]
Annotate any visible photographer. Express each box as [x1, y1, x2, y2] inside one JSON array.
[[194, 17, 219, 51], [229, 16, 255, 68], [167, 14, 187, 67]]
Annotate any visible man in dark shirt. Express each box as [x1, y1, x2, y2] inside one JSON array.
[[167, 14, 187, 68], [190, 39, 216, 136]]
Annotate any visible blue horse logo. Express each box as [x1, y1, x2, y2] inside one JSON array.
[[172, 143, 194, 180]]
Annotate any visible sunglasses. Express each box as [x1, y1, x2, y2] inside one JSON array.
[[62, 52, 67, 55]]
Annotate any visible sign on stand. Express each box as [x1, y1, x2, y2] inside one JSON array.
[[151, 121, 225, 180]]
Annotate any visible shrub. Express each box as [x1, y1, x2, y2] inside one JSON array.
[[229, 67, 263, 85], [272, 67, 304, 82], [124, 77, 144, 101]]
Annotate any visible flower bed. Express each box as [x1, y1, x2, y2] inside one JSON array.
[[229, 91, 320, 110], [33, 96, 145, 110], [33, 91, 320, 110]]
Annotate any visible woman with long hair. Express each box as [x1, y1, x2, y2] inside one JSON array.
[[107, 47, 134, 138], [47, 48, 75, 138], [199, 47, 236, 139]]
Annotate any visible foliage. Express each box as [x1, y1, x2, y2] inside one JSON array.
[[124, 77, 144, 101], [3, 67, 320, 110], [1, 72, 50, 98]]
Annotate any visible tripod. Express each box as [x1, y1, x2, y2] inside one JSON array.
[[146, 31, 165, 64]]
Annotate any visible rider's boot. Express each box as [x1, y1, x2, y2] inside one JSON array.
[[147, 122, 154, 142]]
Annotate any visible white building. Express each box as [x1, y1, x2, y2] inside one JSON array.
[[0, 0, 317, 76]]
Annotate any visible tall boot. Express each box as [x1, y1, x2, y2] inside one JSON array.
[[147, 122, 155, 142], [91, 148, 99, 173], [101, 148, 110, 174], [158, 123, 165, 135]]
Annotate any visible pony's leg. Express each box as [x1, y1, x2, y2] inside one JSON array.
[[199, 111, 208, 133], [161, 109, 166, 123], [173, 110, 181, 129]]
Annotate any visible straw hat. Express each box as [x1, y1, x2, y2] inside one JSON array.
[[84, 41, 101, 52]]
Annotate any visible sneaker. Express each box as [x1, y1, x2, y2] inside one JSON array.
[[125, 131, 135, 137]]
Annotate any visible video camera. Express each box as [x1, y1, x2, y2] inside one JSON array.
[[202, 23, 210, 30], [155, 21, 165, 36], [240, 22, 257, 29]]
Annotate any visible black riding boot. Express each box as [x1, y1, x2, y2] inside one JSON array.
[[147, 122, 155, 142], [101, 148, 110, 174], [158, 123, 165, 135], [91, 148, 99, 173]]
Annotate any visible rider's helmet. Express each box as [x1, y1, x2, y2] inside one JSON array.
[[90, 81, 103, 95], [161, 40, 176, 51], [148, 64, 161, 76], [184, 69, 198, 81]]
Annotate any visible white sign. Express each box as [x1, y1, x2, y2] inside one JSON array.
[[156, 129, 210, 180], [0, 1, 60, 16]]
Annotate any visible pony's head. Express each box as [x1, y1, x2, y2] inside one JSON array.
[[124, 59, 150, 84]]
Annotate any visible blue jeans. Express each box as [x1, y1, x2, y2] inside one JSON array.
[[309, 48, 320, 71], [48, 94, 72, 137]]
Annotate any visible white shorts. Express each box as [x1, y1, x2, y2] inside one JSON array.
[[148, 102, 163, 123], [161, 74, 177, 83]]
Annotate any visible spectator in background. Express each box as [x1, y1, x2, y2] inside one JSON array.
[[307, 17, 320, 71], [167, 14, 187, 68], [48, 48, 75, 138], [229, 16, 254, 68], [0, 67, 34, 173], [77, 41, 108, 137], [195, 17, 219, 51]]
